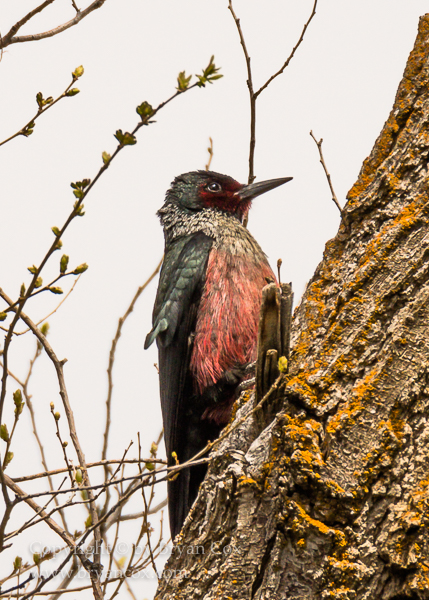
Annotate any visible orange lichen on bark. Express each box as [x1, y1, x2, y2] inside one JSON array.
[[326, 368, 379, 435]]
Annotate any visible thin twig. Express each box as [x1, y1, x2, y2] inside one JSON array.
[[0, 72, 81, 147], [102, 260, 163, 481], [255, 0, 318, 98], [228, 0, 256, 189], [228, 0, 318, 227], [0, 290, 103, 600], [0, 0, 107, 49], [0, 275, 81, 335], [310, 130, 342, 213], [11, 457, 166, 483], [138, 433, 159, 579]]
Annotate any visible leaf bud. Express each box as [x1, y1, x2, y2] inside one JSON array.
[[13, 390, 24, 416], [54, 411, 61, 420], [75, 468, 83, 483], [278, 356, 288, 373], [0, 423, 10, 442], [40, 322, 50, 336], [60, 254, 69, 274], [73, 263, 88, 274], [72, 65, 84, 79], [65, 88, 80, 97], [4, 451, 13, 469]]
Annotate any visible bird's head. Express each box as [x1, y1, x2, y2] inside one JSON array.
[[163, 170, 292, 222]]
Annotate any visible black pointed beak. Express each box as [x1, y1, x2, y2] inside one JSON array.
[[237, 176, 292, 200]]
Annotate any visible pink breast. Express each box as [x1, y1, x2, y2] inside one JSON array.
[[190, 248, 275, 393]]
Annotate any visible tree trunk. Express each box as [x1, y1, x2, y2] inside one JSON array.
[[155, 14, 429, 600]]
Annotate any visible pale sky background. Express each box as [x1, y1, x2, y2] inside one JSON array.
[[1, 1, 428, 597]]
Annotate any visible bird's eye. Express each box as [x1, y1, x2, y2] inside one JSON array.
[[206, 182, 222, 193]]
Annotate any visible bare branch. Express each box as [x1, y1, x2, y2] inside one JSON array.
[[11, 457, 166, 483], [310, 130, 342, 213], [228, 0, 256, 188], [255, 0, 318, 98], [228, 0, 318, 229], [103, 259, 163, 471], [0, 290, 103, 599], [0, 1, 107, 49], [0, 0, 57, 47]]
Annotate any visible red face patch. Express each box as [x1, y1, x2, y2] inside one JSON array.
[[198, 178, 250, 221]]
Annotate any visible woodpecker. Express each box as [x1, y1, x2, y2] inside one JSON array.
[[145, 170, 291, 538]]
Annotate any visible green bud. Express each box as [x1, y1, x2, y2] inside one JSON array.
[[65, 88, 80, 97], [75, 469, 83, 484], [85, 515, 92, 529], [0, 423, 10, 442], [176, 71, 192, 92], [136, 101, 154, 119], [13, 556, 22, 572], [278, 356, 288, 373], [62, 441, 68, 448], [73, 263, 88, 274], [4, 451, 14, 469], [40, 322, 50, 336], [52, 226, 61, 236], [33, 553, 41, 565], [23, 121, 35, 137], [102, 151, 111, 165], [72, 65, 84, 79], [54, 239, 63, 250], [73, 201, 85, 216], [34, 277, 43, 288], [114, 130, 137, 145], [196, 55, 223, 87], [54, 412, 61, 420], [28, 265, 38, 274], [48, 287, 63, 295], [0, 312, 7, 321], [36, 92, 43, 110], [13, 390, 24, 416], [60, 254, 69, 274], [20, 283, 26, 298], [145, 461, 155, 471], [150, 442, 158, 456]]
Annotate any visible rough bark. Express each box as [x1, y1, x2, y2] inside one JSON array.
[[155, 15, 429, 600]]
